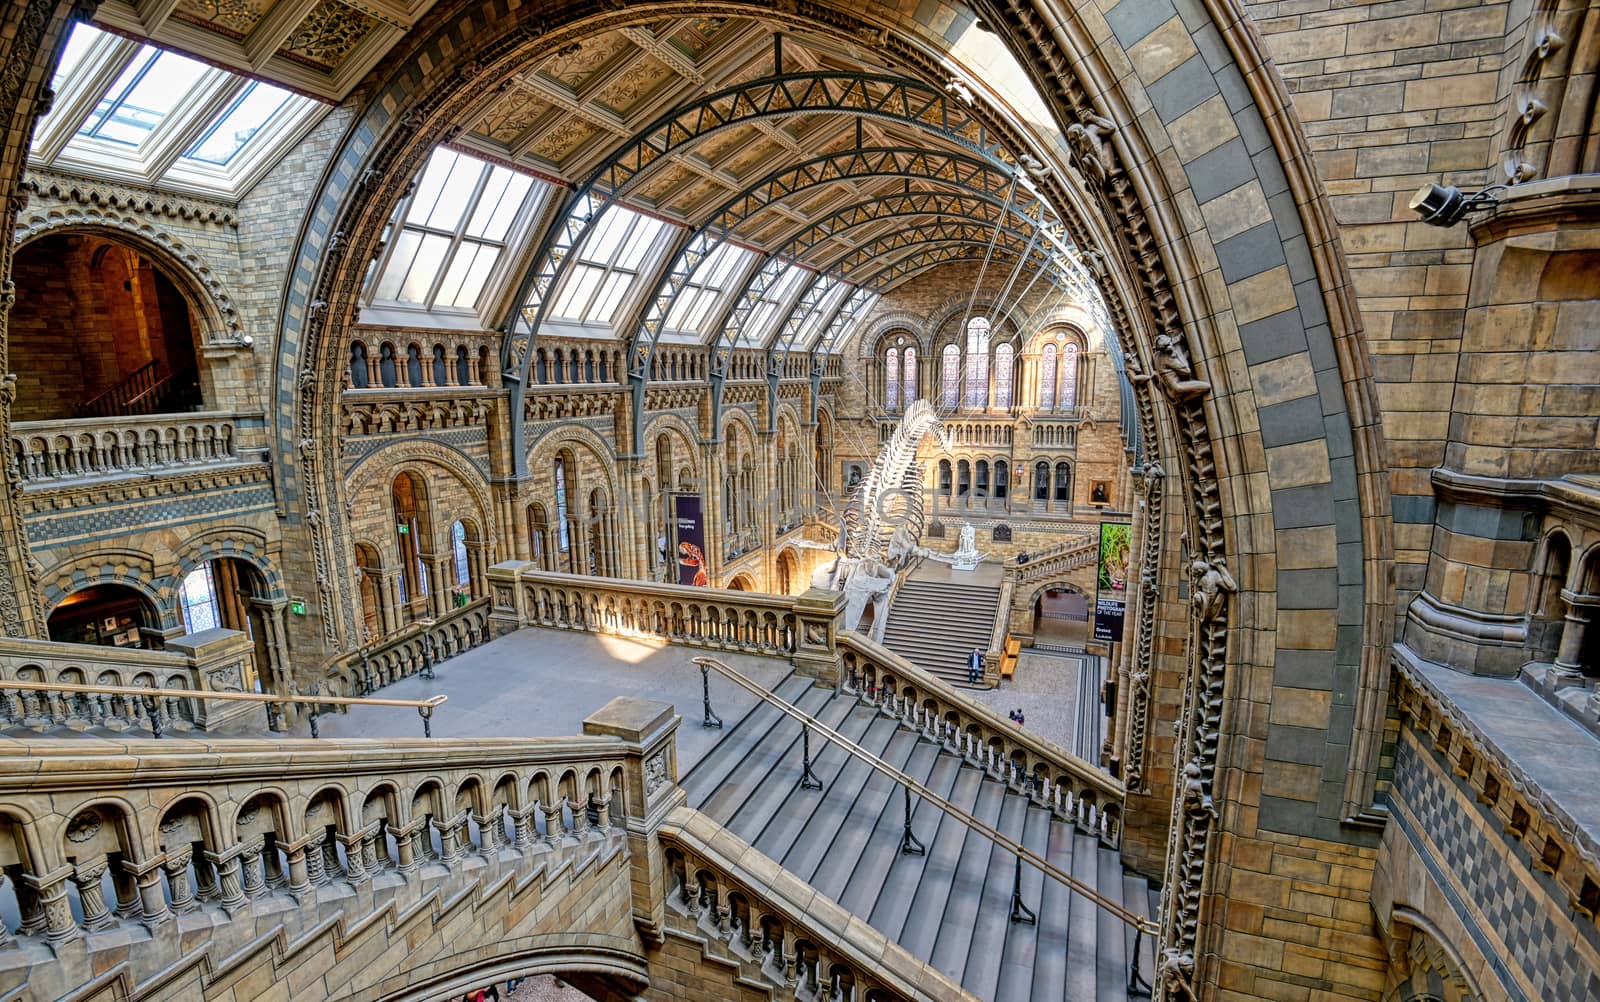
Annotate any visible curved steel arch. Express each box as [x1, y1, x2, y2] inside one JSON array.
[[496, 71, 1032, 475]]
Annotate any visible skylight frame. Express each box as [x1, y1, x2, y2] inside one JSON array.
[[662, 240, 758, 340], [544, 204, 679, 336], [364, 146, 551, 325], [29, 23, 331, 200]]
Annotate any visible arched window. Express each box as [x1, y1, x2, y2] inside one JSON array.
[[938, 459, 952, 494], [975, 460, 990, 497], [392, 473, 430, 612], [903, 346, 918, 404], [993, 343, 1014, 408], [1040, 343, 1057, 410], [1034, 460, 1049, 500], [1062, 342, 1079, 410], [964, 317, 990, 408], [995, 460, 1009, 499], [885, 345, 901, 412], [940, 344, 960, 409], [1054, 461, 1071, 502], [451, 520, 470, 591], [180, 563, 221, 633], [554, 455, 571, 563], [957, 460, 971, 497], [349, 342, 369, 388]]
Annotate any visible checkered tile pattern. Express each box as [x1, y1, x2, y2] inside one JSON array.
[[1394, 736, 1600, 1001]]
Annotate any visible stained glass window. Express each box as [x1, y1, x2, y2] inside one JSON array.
[[555, 458, 571, 554], [1040, 344, 1057, 410], [1062, 342, 1079, 409], [885, 346, 901, 412], [941, 344, 961, 409], [180, 563, 220, 634], [994, 343, 1014, 408], [903, 346, 918, 404], [964, 317, 991, 408]]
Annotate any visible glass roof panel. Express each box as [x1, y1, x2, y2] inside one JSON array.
[[51, 21, 97, 88], [81, 45, 209, 146], [183, 80, 295, 166]]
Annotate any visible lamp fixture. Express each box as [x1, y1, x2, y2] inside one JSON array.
[[1408, 182, 1507, 227]]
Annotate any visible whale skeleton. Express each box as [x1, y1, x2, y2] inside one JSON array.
[[838, 398, 952, 564]]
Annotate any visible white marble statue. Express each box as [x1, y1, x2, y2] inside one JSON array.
[[951, 521, 982, 571]]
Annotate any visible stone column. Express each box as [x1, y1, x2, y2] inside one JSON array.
[[1554, 590, 1599, 678], [320, 831, 342, 881], [205, 849, 247, 910], [24, 867, 78, 944], [250, 597, 292, 697], [510, 806, 535, 853], [284, 841, 312, 899], [263, 836, 287, 888], [433, 814, 462, 866], [159, 848, 199, 914], [110, 860, 141, 919], [123, 858, 170, 927], [71, 858, 118, 931], [540, 801, 561, 848], [380, 571, 403, 635], [389, 821, 420, 875], [474, 809, 500, 854], [336, 831, 367, 885], [303, 833, 328, 886], [238, 839, 267, 899]]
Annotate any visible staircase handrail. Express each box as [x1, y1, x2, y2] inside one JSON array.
[[1010, 535, 1100, 584], [0, 678, 445, 737], [691, 654, 1156, 934], [838, 631, 1124, 805], [659, 806, 977, 1002], [986, 577, 1015, 659], [76, 359, 162, 417], [318, 595, 492, 695]]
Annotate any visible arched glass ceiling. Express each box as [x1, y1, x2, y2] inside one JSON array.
[[31, 23, 329, 198]]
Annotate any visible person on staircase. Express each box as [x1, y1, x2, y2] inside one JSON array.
[[968, 647, 983, 685]]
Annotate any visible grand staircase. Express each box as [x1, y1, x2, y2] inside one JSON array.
[[882, 578, 1003, 686], [682, 669, 1156, 1001]]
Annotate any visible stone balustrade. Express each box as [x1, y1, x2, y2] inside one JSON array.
[[1031, 413, 1083, 449], [10, 411, 260, 483], [1392, 655, 1600, 934], [658, 805, 967, 1002], [1009, 533, 1099, 584], [0, 629, 257, 731], [339, 387, 496, 436], [0, 695, 672, 1000], [345, 328, 499, 389], [323, 596, 491, 696], [839, 631, 1125, 846]]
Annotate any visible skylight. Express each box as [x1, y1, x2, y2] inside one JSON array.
[[742, 263, 810, 346], [79, 45, 209, 147], [31, 23, 329, 198], [369, 147, 545, 314], [548, 206, 675, 327], [183, 81, 295, 166], [664, 241, 755, 335]]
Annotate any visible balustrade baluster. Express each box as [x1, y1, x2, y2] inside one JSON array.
[[239, 840, 267, 899], [72, 859, 118, 931]]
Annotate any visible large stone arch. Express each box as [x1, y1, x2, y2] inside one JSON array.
[[12, 207, 244, 342], [0, 2, 1402, 997], [166, 528, 286, 605]]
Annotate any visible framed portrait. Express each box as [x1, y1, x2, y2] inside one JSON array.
[[1089, 480, 1112, 505], [101, 616, 118, 631]]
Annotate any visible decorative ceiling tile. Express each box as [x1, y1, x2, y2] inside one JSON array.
[[279, 0, 379, 72], [539, 33, 633, 92], [668, 18, 734, 61], [593, 53, 671, 117], [535, 118, 600, 164], [724, 139, 777, 176], [635, 164, 691, 202], [169, 0, 274, 40], [475, 89, 550, 146]]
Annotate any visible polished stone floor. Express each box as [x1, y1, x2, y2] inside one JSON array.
[[966, 650, 1101, 759], [304, 627, 790, 772]]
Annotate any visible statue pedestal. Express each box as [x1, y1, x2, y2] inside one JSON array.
[[950, 552, 980, 572]]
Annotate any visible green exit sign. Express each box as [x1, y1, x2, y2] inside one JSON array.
[[289, 599, 307, 616]]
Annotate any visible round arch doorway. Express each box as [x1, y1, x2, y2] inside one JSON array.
[[1032, 586, 1089, 650]]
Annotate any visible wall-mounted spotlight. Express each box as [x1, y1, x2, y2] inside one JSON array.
[[1408, 182, 1507, 227]]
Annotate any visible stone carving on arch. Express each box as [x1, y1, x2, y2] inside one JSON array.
[[13, 206, 245, 342], [166, 527, 287, 605], [643, 412, 702, 460], [1382, 911, 1483, 1002], [857, 311, 930, 358], [718, 401, 760, 445], [42, 550, 173, 630], [345, 439, 498, 544], [775, 401, 803, 438]]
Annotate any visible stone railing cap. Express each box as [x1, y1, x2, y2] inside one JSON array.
[[162, 627, 249, 657], [583, 697, 676, 743]]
